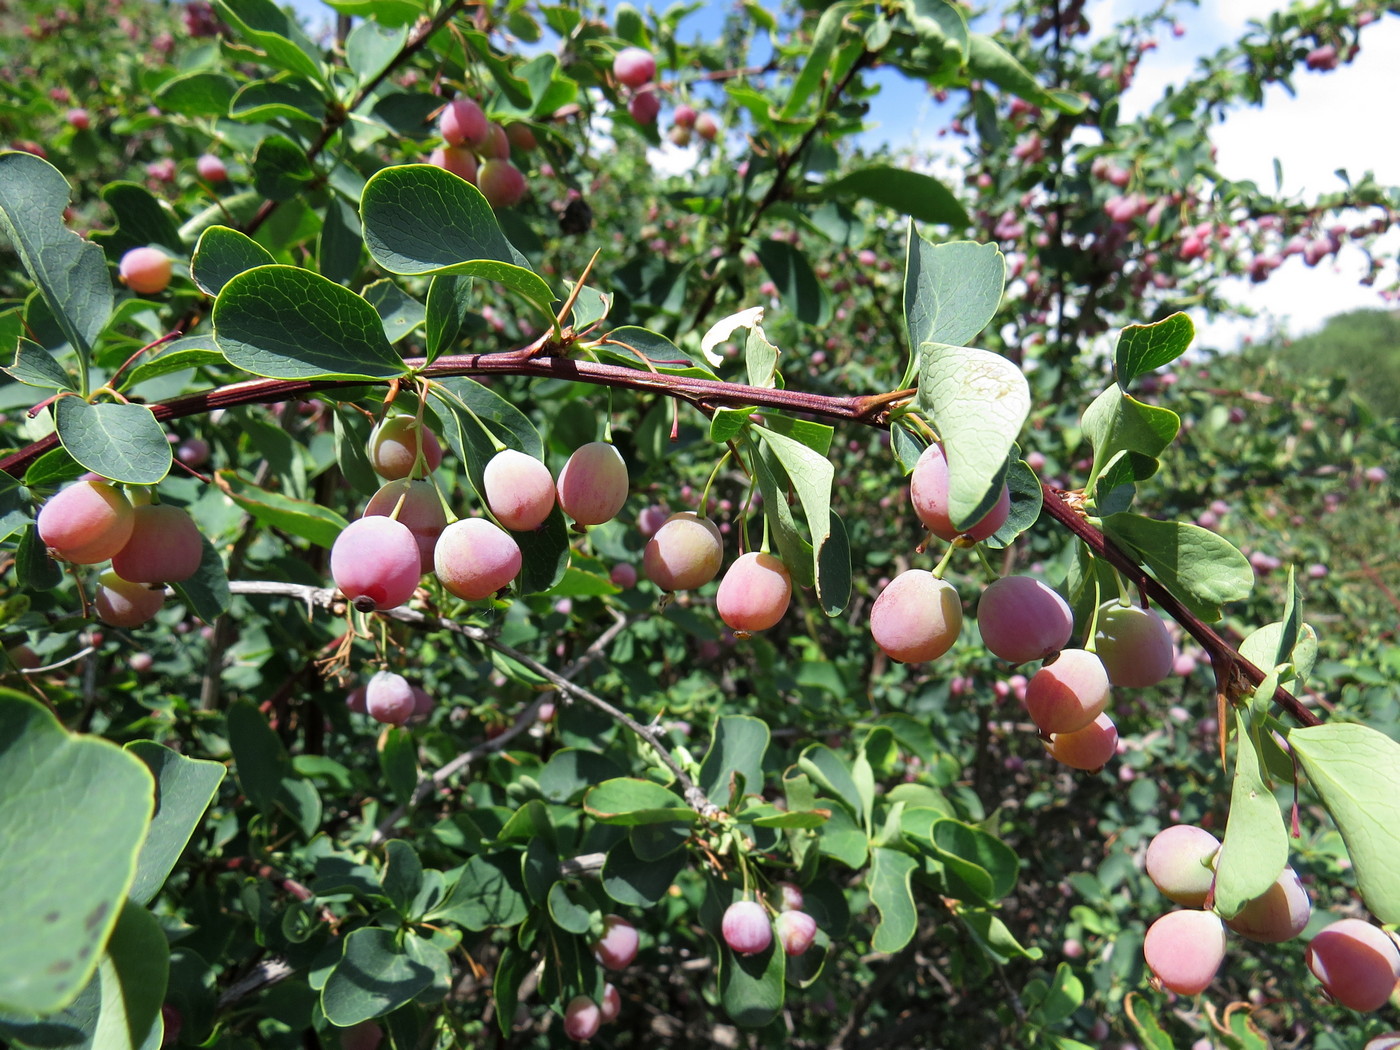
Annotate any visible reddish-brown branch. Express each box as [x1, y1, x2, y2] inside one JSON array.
[[0, 345, 1321, 730]]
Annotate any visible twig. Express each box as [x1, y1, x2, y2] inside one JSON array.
[[225, 581, 721, 819]]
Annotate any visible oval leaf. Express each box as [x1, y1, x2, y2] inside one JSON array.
[[54, 397, 172, 484], [191, 224, 275, 296]]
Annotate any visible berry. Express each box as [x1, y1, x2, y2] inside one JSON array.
[[773, 881, 804, 912], [716, 552, 792, 633], [610, 563, 637, 589], [439, 98, 488, 148], [94, 571, 165, 628], [695, 113, 719, 142], [613, 47, 656, 88], [363, 479, 447, 574], [628, 89, 661, 125], [331, 516, 422, 611], [112, 504, 204, 584], [196, 153, 227, 182], [504, 123, 537, 153], [1025, 648, 1111, 735], [869, 570, 962, 663], [1094, 602, 1175, 687], [482, 123, 511, 160], [66, 108, 90, 131], [909, 443, 1010, 542], [673, 104, 697, 128], [477, 158, 526, 208], [1305, 919, 1400, 1011], [482, 449, 555, 531], [1226, 867, 1310, 943], [976, 576, 1074, 664], [642, 512, 723, 591], [593, 915, 639, 970], [369, 417, 443, 480], [1145, 825, 1220, 908], [118, 246, 174, 295], [774, 910, 817, 956], [434, 518, 522, 601], [557, 442, 629, 526], [1143, 910, 1227, 995], [721, 900, 772, 956], [1046, 712, 1118, 770], [563, 995, 601, 1041], [599, 983, 621, 1023], [37, 479, 135, 564], [428, 145, 477, 184], [366, 670, 415, 726]]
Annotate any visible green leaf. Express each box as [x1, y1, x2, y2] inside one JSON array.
[[1122, 992, 1176, 1050], [94, 182, 184, 256], [0, 691, 154, 1015], [1240, 620, 1317, 688], [817, 510, 852, 615], [190, 225, 275, 297], [699, 715, 769, 808], [821, 166, 970, 228], [213, 264, 406, 380], [780, 3, 852, 118], [546, 882, 592, 935], [17, 524, 62, 591], [903, 232, 1005, 354], [868, 847, 919, 953], [755, 239, 830, 326], [966, 34, 1086, 114], [1101, 514, 1253, 622], [930, 819, 1019, 903], [321, 927, 435, 1027], [584, 778, 695, 825], [983, 452, 1043, 549], [1114, 313, 1194, 389], [347, 20, 408, 87], [903, 0, 970, 60], [6, 340, 73, 390], [124, 742, 226, 907], [123, 344, 227, 389], [719, 938, 784, 1029], [539, 749, 624, 804], [424, 275, 474, 364], [154, 71, 237, 118], [434, 853, 528, 930], [429, 374, 544, 486], [754, 425, 834, 586], [54, 398, 171, 485], [215, 469, 349, 547], [250, 134, 315, 201], [381, 840, 423, 918], [1081, 384, 1180, 490], [0, 152, 113, 364], [169, 533, 231, 623], [961, 908, 1042, 963], [598, 326, 718, 379], [1291, 722, 1400, 924], [602, 835, 687, 907], [798, 745, 862, 820], [364, 278, 426, 344], [226, 699, 290, 817], [916, 343, 1030, 530], [379, 727, 418, 807], [213, 0, 327, 85], [360, 165, 552, 311], [1212, 709, 1287, 919]]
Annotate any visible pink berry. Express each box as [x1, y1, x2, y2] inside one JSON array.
[[610, 563, 637, 589], [346, 685, 367, 713], [363, 479, 447, 574], [477, 158, 526, 208], [976, 576, 1074, 664], [642, 512, 723, 591], [715, 552, 792, 633], [366, 670, 415, 726], [1025, 648, 1111, 735], [433, 518, 522, 601], [369, 417, 442, 480], [331, 516, 422, 611], [1143, 910, 1227, 995], [505, 123, 537, 153], [37, 479, 135, 564], [118, 246, 174, 295], [439, 98, 488, 148], [196, 153, 227, 182], [176, 437, 210, 467], [695, 113, 719, 142], [721, 900, 772, 956], [910, 443, 1010, 542], [1145, 825, 1220, 908], [1046, 712, 1118, 771], [557, 442, 629, 526], [774, 910, 817, 956], [1306, 919, 1400, 1011], [482, 449, 555, 531], [481, 123, 511, 160], [773, 881, 804, 912], [628, 89, 660, 125], [563, 995, 601, 1041], [66, 108, 90, 131], [428, 145, 477, 184], [599, 983, 621, 1023], [112, 504, 204, 584], [869, 570, 962, 663], [613, 47, 656, 88], [1094, 602, 1175, 687], [1226, 867, 1310, 944], [94, 570, 165, 628], [673, 104, 697, 128], [592, 915, 639, 970]]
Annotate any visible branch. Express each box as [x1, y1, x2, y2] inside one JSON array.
[[225, 581, 721, 820]]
